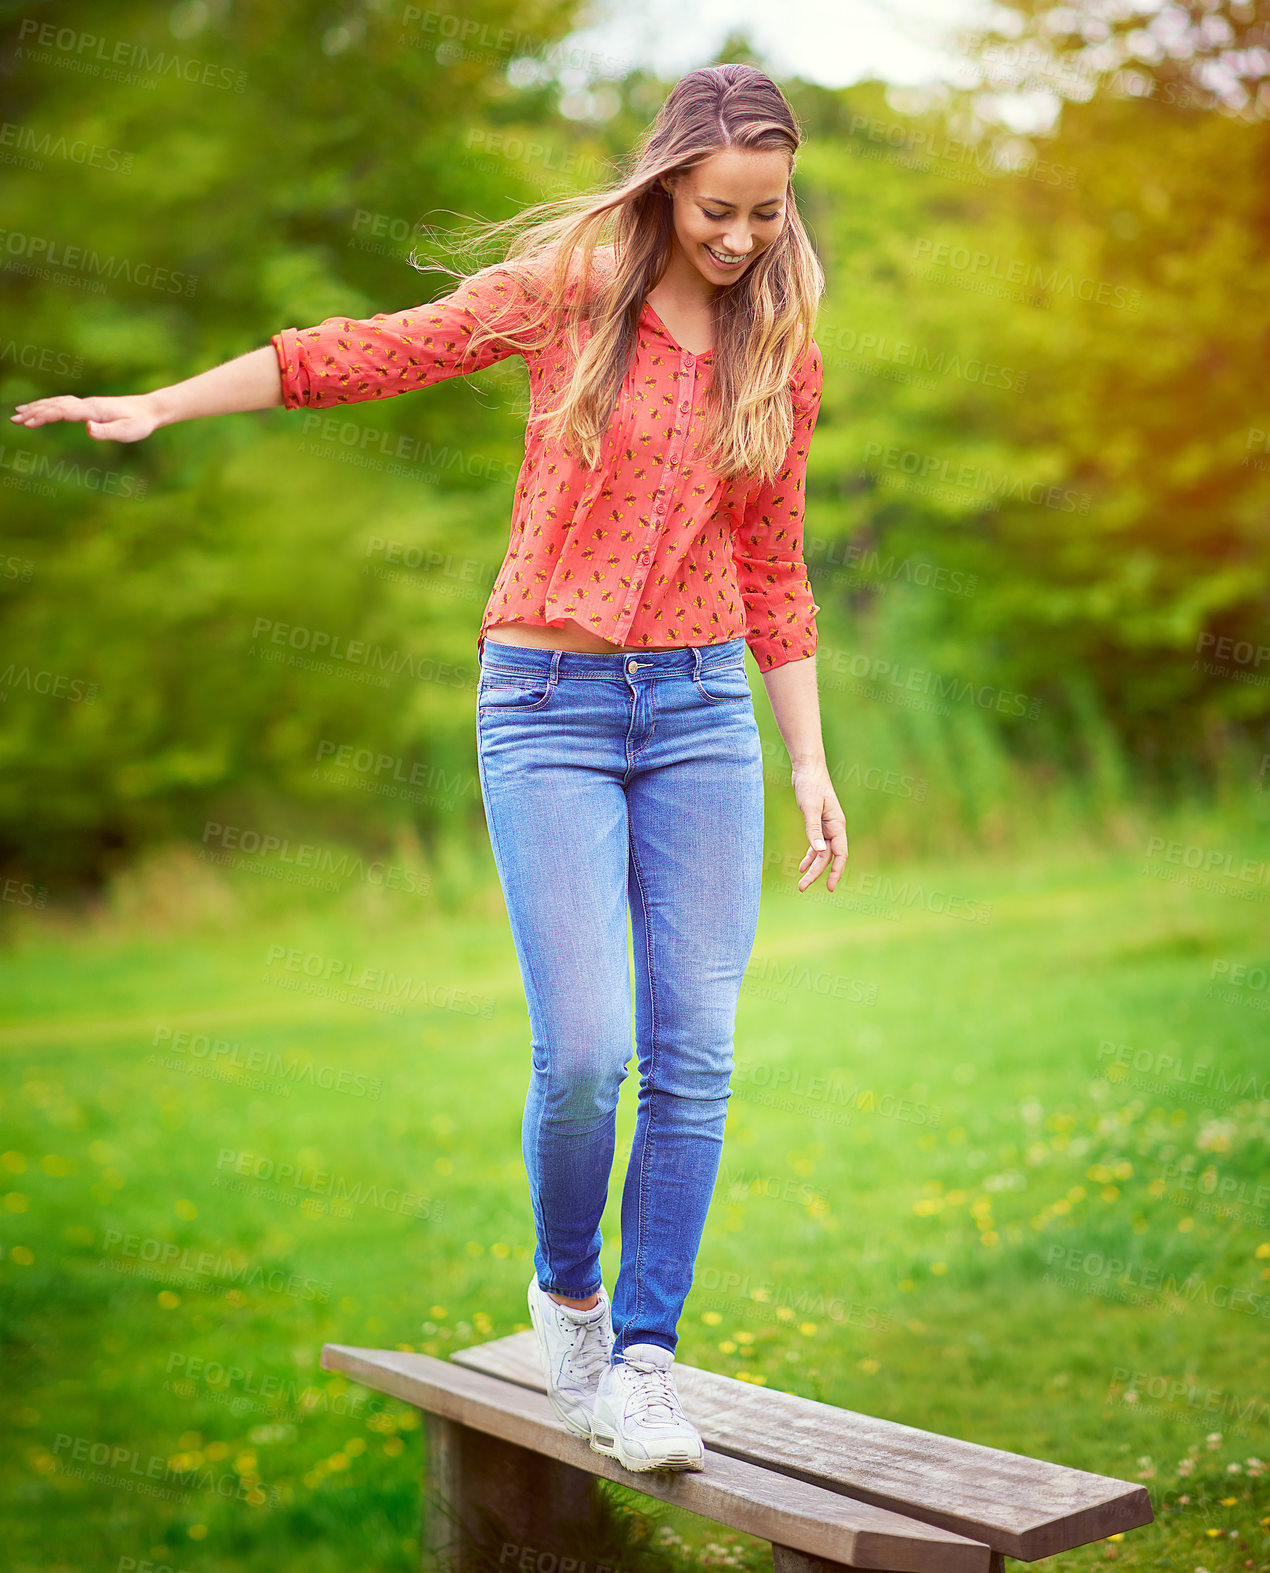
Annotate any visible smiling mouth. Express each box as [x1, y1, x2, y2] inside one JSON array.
[[705, 245, 750, 265]]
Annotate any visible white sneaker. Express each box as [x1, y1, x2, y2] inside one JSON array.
[[527, 1275, 614, 1437], [589, 1343, 706, 1473]]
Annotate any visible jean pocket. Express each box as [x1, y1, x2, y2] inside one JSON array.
[[692, 661, 752, 706], [477, 671, 556, 715]]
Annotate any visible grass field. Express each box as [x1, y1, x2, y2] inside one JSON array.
[[2, 817, 1268, 1573]]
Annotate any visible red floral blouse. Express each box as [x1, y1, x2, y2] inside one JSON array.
[[271, 251, 822, 671]]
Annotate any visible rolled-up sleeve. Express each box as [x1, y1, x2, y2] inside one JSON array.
[[270, 265, 534, 410], [733, 340, 823, 672]]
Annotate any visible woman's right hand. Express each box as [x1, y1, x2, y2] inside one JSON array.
[[10, 392, 164, 443]]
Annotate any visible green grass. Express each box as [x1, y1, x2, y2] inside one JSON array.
[[1, 821, 1268, 1573]]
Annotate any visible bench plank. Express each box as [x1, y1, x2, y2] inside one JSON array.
[[449, 1332, 1152, 1560], [323, 1344, 992, 1573]]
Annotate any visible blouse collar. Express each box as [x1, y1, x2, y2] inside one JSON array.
[[640, 301, 713, 359]]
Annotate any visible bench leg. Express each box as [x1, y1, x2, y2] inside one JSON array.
[[774, 1548, 1006, 1573], [423, 1414, 607, 1573]]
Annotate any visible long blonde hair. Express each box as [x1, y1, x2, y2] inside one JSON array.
[[408, 64, 825, 487]]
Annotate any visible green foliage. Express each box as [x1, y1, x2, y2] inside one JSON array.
[[2, 3, 1268, 888], [786, 73, 1270, 785]]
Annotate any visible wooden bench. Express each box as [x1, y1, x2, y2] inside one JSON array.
[[321, 1334, 1153, 1573]]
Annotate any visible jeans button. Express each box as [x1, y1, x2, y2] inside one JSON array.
[[627, 659, 638, 674]]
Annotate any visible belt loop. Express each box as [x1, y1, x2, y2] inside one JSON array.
[[692, 644, 703, 682], [550, 648, 562, 684]]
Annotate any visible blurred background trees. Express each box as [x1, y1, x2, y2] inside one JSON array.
[[2, 0, 1267, 890]]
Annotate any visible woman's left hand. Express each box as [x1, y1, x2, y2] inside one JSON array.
[[791, 760, 848, 893]]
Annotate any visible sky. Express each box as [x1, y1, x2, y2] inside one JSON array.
[[567, 0, 1003, 90]]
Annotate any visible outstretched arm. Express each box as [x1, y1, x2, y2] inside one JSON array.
[[9, 344, 283, 444], [9, 260, 540, 443]]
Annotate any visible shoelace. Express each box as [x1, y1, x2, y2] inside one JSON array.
[[621, 1359, 680, 1426], [561, 1314, 611, 1386]]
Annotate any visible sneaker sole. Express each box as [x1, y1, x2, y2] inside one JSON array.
[[589, 1429, 705, 1473], [527, 1281, 596, 1440]]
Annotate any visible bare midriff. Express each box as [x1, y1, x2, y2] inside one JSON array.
[[484, 617, 684, 654]]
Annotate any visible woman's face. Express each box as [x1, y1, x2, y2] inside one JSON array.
[[662, 147, 790, 286]]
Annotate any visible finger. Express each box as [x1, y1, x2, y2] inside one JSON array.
[[797, 846, 831, 891], [824, 821, 849, 889], [798, 860, 828, 893], [803, 819, 826, 853], [11, 397, 83, 426], [10, 407, 66, 426], [798, 846, 823, 878]]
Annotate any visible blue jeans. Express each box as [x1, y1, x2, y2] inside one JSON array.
[[475, 635, 765, 1360]]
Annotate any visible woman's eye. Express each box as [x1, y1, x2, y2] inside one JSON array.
[[703, 210, 781, 222]]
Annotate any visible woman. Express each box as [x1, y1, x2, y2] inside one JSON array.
[[10, 62, 848, 1475]]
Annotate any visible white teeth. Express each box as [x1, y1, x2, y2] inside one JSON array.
[[707, 247, 746, 263]]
